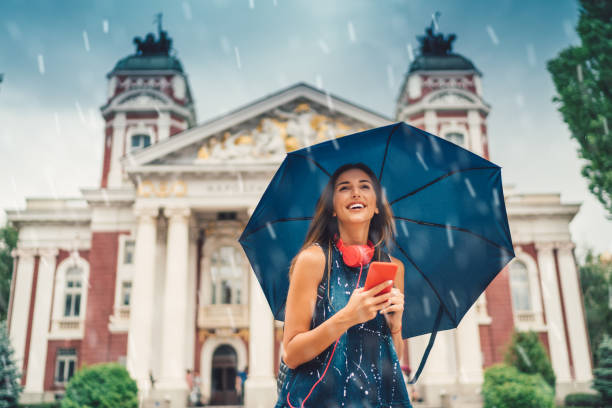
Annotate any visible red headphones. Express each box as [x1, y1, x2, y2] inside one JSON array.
[[335, 235, 375, 267]]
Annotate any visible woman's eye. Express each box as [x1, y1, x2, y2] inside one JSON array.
[[339, 186, 349, 191], [361, 185, 370, 189]]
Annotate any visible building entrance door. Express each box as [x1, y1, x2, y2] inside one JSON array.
[[210, 344, 239, 405]]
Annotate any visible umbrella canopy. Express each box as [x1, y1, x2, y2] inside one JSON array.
[[239, 121, 514, 341]]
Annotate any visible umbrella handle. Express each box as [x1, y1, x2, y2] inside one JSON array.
[[407, 306, 443, 385]]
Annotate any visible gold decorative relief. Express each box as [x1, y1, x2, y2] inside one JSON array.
[[237, 329, 249, 342], [137, 179, 188, 198], [198, 329, 213, 343], [294, 103, 310, 113]]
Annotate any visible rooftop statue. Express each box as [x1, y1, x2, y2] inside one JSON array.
[[132, 13, 173, 56], [417, 16, 457, 56]]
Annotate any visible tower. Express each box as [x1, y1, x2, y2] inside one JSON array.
[[396, 23, 491, 159], [100, 21, 196, 189]]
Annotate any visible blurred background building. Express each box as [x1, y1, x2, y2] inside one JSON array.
[[5, 23, 592, 407]]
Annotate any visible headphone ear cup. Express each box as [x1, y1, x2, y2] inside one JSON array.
[[342, 246, 363, 267]]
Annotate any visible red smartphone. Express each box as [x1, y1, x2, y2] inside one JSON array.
[[363, 261, 398, 295]]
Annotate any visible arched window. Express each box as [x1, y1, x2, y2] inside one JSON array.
[[446, 132, 465, 147], [509, 260, 532, 312], [64, 266, 83, 317], [131, 134, 151, 151], [210, 246, 244, 305]]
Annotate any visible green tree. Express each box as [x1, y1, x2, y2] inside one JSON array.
[[547, 0, 612, 214], [482, 364, 555, 408], [0, 321, 22, 407], [60, 363, 138, 408], [579, 250, 612, 366], [505, 330, 556, 391], [0, 225, 18, 322], [593, 335, 612, 405]]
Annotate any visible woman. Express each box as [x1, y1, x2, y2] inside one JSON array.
[[276, 163, 412, 407]]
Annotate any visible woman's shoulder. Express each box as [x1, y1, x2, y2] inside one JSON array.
[[292, 244, 326, 282]]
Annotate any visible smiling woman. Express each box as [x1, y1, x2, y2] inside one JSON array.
[[276, 163, 412, 408]]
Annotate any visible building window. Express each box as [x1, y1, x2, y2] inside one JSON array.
[[446, 132, 465, 147], [124, 240, 135, 264], [55, 348, 77, 385], [509, 260, 532, 312], [210, 246, 244, 305], [64, 266, 82, 317], [121, 281, 132, 306], [131, 134, 151, 151]]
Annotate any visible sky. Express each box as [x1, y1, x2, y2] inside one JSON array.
[[0, 0, 610, 261]]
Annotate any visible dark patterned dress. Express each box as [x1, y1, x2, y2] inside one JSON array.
[[275, 242, 412, 408]]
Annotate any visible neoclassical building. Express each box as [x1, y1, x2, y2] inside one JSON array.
[[6, 26, 592, 407]]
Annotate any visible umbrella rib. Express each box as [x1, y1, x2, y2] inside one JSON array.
[[378, 122, 402, 181], [290, 153, 331, 177], [389, 166, 497, 205], [394, 216, 514, 255], [239, 216, 314, 240], [393, 238, 456, 326]]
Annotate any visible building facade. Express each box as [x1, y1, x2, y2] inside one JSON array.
[[6, 26, 592, 407]]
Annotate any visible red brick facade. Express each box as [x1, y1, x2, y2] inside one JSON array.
[[481, 265, 514, 366]]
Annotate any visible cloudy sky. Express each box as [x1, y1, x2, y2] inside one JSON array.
[[1, 0, 610, 259]]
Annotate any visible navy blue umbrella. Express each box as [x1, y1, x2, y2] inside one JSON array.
[[239, 122, 514, 381]]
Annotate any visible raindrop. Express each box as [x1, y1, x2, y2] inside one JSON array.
[[325, 90, 335, 112], [449, 289, 459, 308], [422, 296, 431, 316], [429, 137, 441, 154], [492, 188, 500, 207], [464, 178, 476, 198], [601, 116, 609, 135], [266, 222, 277, 240], [37, 54, 45, 75], [400, 222, 409, 237], [406, 43, 414, 61], [515, 344, 531, 367], [82, 30, 90, 52], [249, 0, 254, 9], [318, 39, 330, 54], [526, 44, 536, 67], [446, 223, 454, 248], [102, 19, 109, 33], [234, 46, 242, 69], [315, 74, 323, 89], [415, 151, 429, 171], [75, 101, 86, 124], [272, 0, 277, 5], [347, 21, 357, 43], [331, 138, 340, 150], [183, 2, 192, 20], [486, 25, 499, 45]]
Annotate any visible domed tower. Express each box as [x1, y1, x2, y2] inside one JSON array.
[[396, 23, 491, 159], [100, 22, 196, 189]]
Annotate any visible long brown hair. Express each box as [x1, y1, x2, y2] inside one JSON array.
[[288, 163, 395, 278]]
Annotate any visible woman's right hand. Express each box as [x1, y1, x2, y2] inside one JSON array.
[[340, 280, 395, 326]]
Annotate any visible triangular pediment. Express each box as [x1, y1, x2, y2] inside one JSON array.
[[123, 83, 392, 168]]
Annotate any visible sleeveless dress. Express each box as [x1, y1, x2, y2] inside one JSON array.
[[275, 242, 413, 408]]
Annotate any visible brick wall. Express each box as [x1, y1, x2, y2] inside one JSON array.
[[482, 265, 515, 365]]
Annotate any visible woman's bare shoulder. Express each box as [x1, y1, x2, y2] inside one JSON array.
[[292, 244, 326, 282]]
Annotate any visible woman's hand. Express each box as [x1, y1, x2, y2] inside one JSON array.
[[340, 280, 394, 327], [380, 287, 404, 333]]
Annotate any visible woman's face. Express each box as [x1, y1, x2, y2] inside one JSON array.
[[332, 168, 379, 225]]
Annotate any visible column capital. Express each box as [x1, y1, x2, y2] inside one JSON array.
[[555, 241, 576, 252], [38, 248, 59, 259], [163, 206, 191, 221], [534, 241, 555, 252], [134, 205, 159, 220], [11, 247, 37, 258]]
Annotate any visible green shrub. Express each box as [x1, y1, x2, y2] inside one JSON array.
[[482, 364, 555, 408], [564, 392, 604, 407], [505, 330, 556, 391], [593, 336, 612, 406], [18, 404, 61, 408], [60, 363, 138, 408], [0, 320, 22, 408]]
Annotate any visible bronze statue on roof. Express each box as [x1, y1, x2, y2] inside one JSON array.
[[133, 13, 172, 56], [417, 13, 456, 56]]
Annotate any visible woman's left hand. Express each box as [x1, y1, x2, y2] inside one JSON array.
[[380, 287, 404, 333]]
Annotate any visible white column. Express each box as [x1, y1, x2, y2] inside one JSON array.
[[127, 206, 158, 394], [158, 207, 191, 396], [535, 242, 572, 383], [25, 248, 58, 393], [455, 304, 484, 385], [185, 219, 198, 372], [107, 112, 126, 188], [244, 268, 277, 408], [467, 110, 484, 156], [158, 112, 170, 141], [557, 242, 593, 382], [8, 248, 36, 374], [424, 110, 437, 134]]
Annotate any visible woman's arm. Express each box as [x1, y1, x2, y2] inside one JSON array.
[[282, 245, 395, 369]]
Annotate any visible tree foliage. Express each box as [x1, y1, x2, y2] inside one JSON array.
[[504, 330, 556, 391], [547, 0, 612, 214], [60, 363, 138, 408], [482, 364, 555, 408], [593, 335, 612, 405], [0, 225, 18, 322], [579, 250, 612, 366], [0, 320, 22, 408]]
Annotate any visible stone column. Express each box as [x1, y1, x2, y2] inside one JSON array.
[[25, 248, 58, 394], [467, 110, 484, 156], [8, 248, 36, 374], [158, 206, 191, 407], [535, 242, 572, 383], [455, 304, 484, 386], [108, 112, 126, 188], [127, 206, 158, 395], [244, 268, 277, 408], [556, 242, 593, 383]]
